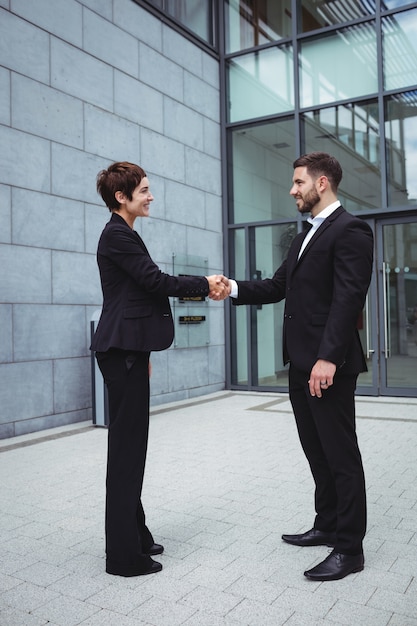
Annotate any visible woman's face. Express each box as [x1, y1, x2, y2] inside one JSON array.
[[115, 177, 154, 227]]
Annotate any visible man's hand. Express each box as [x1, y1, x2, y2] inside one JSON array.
[[206, 275, 231, 301], [308, 359, 336, 398]]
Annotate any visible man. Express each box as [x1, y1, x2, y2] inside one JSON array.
[[224, 152, 373, 581]]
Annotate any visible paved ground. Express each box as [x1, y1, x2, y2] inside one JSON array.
[[0, 391, 416, 626]]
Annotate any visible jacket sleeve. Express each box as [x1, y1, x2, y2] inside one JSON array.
[[101, 224, 209, 298], [233, 259, 287, 305], [317, 219, 373, 366]]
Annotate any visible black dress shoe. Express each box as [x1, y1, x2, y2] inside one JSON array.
[[304, 549, 364, 581], [106, 558, 162, 577], [146, 543, 164, 556], [282, 528, 337, 547]]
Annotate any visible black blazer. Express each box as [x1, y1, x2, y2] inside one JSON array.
[[234, 206, 374, 374], [91, 213, 209, 353]]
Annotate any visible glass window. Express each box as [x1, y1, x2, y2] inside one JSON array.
[[145, 0, 214, 44], [383, 0, 416, 9], [385, 91, 417, 206], [299, 24, 378, 108], [229, 118, 297, 224], [299, 0, 376, 33], [229, 225, 295, 387], [225, 0, 292, 53], [227, 45, 294, 122], [382, 8, 417, 91], [254, 225, 294, 387], [302, 100, 382, 211]]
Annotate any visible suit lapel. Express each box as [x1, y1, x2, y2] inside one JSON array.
[[295, 206, 345, 266]]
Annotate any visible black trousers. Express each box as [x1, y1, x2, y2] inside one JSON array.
[[96, 349, 155, 575], [289, 365, 367, 555]]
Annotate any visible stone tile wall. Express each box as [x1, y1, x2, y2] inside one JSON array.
[[0, 0, 224, 437]]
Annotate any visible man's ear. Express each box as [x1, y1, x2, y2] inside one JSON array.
[[316, 175, 328, 192]]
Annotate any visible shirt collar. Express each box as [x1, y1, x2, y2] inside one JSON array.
[[307, 200, 341, 226]]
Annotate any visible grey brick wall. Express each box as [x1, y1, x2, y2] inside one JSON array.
[[0, 0, 224, 438]]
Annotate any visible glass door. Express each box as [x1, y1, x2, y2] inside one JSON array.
[[378, 218, 417, 396], [357, 216, 417, 397]]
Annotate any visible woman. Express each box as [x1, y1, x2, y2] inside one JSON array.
[[91, 161, 225, 577]]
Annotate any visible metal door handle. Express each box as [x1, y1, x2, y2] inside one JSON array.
[[364, 294, 374, 358], [382, 261, 391, 358]]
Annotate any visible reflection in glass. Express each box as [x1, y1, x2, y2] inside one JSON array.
[[165, 0, 214, 43], [299, 24, 378, 108], [229, 118, 296, 224], [382, 9, 417, 90], [299, 0, 375, 33], [383, 0, 416, 9], [383, 222, 417, 388], [227, 46, 294, 122], [225, 0, 292, 53], [253, 225, 295, 387], [302, 101, 381, 210], [385, 91, 417, 206], [357, 294, 374, 388]]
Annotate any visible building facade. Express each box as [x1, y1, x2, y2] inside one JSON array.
[[1, 0, 417, 438], [0, 0, 225, 438], [222, 0, 417, 398]]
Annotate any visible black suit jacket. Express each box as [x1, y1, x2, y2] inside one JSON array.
[[91, 213, 209, 353], [234, 206, 374, 374]]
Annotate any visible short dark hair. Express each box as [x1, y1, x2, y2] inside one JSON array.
[[293, 152, 342, 192], [96, 161, 147, 211]]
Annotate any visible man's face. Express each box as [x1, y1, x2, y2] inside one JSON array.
[[289, 166, 320, 215]]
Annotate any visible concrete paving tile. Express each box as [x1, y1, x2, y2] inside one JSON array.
[[139, 575, 198, 602], [48, 572, 111, 601], [61, 552, 105, 576], [225, 574, 282, 604], [0, 581, 60, 612], [376, 541, 417, 559], [327, 599, 392, 626], [77, 609, 149, 625], [284, 614, 339, 626], [0, 572, 22, 593], [86, 584, 152, 614], [226, 597, 293, 625], [182, 547, 238, 569], [181, 564, 240, 591], [271, 587, 336, 620], [221, 540, 274, 562], [314, 576, 377, 604], [0, 552, 40, 575], [0, 607, 49, 625], [222, 556, 282, 582], [367, 588, 417, 619], [129, 596, 196, 625], [160, 539, 199, 560], [179, 585, 243, 616], [354, 567, 412, 593], [186, 531, 239, 551], [388, 555, 417, 577], [13, 561, 69, 587], [387, 615, 417, 626], [154, 523, 201, 543], [0, 513, 32, 533], [32, 595, 101, 626], [181, 609, 241, 625]]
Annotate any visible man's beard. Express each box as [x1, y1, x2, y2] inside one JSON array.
[[297, 187, 320, 214]]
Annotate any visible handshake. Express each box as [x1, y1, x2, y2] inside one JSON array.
[[205, 275, 231, 301]]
